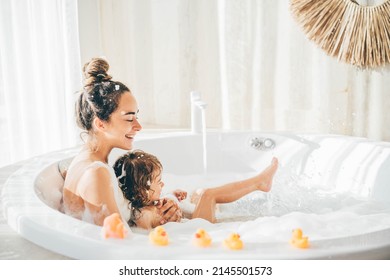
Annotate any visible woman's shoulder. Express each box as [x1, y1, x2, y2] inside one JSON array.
[[75, 161, 117, 199], [82, 161, 113, 182], [71, 160, 113, 177], [67, 160, 111, 179], [86, 160, 110, 169]]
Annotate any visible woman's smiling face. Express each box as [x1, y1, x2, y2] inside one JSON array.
[[104, 92, 142, 150]]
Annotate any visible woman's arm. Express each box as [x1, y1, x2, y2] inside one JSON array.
[[78, 166, 123, 226]]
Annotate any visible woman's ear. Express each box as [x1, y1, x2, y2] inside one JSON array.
[[93, 117, 106, 131]]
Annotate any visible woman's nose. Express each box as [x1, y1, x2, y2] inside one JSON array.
[[133, 118, 142, 131]]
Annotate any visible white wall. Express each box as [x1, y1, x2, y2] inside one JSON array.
[[75, 0, 390, 140], [77, 0, 103, 66]]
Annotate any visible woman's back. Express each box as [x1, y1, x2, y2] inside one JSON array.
[[63, 152, 130, 225]]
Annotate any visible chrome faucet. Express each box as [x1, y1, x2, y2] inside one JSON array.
[[249, 137, 276, 151], [191, 91, 207, 134]]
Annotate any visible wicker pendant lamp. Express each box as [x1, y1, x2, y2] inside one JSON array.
[[290, 0, 390, 68]]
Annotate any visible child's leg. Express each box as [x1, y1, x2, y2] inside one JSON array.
[[192, 157, 278, 222]]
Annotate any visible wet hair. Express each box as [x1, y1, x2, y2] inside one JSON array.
[[113, 150, 163, 226], [76, 57, 131, 131]]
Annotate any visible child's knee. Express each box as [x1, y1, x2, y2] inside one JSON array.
[[199, 189, 215, 202], [190, 188, 205, 204]]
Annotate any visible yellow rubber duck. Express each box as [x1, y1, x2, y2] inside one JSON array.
[[290, 228, 309, 249], [149, 226, 169, 246], [223, 233, 243, 250], [192, 228, 212, 248], [102, 213, 128, 239]]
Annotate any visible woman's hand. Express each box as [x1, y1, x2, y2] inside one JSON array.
[[156, 198, 182, 224]]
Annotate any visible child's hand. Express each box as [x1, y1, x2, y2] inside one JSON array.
[[173, 189, 187, 202]]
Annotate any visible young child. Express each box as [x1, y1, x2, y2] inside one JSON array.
[[113, 150, 278, 230]]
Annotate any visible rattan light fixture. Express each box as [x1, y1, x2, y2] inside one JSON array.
[[290, 0, 390, 68]]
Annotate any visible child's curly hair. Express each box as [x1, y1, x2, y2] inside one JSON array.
[[113, 150, 163, 226]]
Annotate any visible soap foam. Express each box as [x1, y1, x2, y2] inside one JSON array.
[[160, 171, 390, 242]]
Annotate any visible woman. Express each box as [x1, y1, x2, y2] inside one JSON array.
[[63, 58, 181, 226]]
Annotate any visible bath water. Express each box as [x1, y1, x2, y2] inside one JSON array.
[[162, 171, 390, 243]]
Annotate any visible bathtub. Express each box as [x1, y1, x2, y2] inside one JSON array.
[[2, 130, 390, 259]]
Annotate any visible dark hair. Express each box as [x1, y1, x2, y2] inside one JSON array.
[[113, 150, 163, 226], [76, 57, 131, 131]]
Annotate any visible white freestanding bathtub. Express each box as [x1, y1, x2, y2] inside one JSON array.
[[2, 130, 390, 259]]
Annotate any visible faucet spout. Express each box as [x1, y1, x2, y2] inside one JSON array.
[[191, 91, 207, 134]]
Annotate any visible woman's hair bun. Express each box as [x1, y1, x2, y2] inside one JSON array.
[[76, 57, 131, 132], [82, 57, 113, 87]]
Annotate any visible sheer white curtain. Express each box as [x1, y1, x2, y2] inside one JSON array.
[[85, 0, 390, 141], [0, 0, 82, 167], [2, 0, 389, 167]]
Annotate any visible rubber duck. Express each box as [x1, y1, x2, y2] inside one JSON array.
[[149, 226, 169, 246], [223, 233, 243, 250], [290, 228, 309, 249], [102, 213, 128, 239], [192, 228, 212, 247]]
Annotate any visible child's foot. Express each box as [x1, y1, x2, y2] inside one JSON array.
[[256, 157, 278, 192]]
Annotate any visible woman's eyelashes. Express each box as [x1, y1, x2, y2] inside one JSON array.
[[126, 114, 139, 122]]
